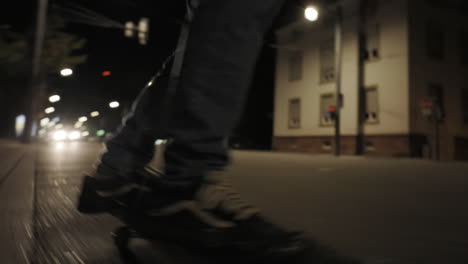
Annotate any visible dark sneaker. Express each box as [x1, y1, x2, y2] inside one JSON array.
[[77, 167, 305, 258]]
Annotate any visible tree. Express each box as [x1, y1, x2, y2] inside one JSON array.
[[0, 14, 87, 138], [42, 15, 87, 73]]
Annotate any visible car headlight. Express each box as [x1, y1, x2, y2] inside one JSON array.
[[53, 130, 68, 141], [68, 131, 81, 141]]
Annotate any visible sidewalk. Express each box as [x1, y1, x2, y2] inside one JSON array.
[[0, 139, 36, 264]]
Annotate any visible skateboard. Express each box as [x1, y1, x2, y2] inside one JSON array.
[[108, 208, 360, 264]]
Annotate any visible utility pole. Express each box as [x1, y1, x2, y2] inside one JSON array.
[[356, 0, 366, 155], [23, 0, 48, 143], [334, 6, 343, 156]]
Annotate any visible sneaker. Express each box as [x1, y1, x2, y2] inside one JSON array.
[[77, 166, 305, 258]]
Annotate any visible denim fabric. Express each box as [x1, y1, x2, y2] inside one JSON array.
[[100, 0, 286, 187]]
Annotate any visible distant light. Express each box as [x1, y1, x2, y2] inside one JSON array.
[[45, 107, 55, 114], [304, 6, 319, 22], [40, 118, 50, 127], [47, 121, 56, 127], [81, 131, 90, 137], [15, 115, 26, 137], [96, 129, 106, 137], [90, 111, 100, 117], [53, 130, 67, 141], [125, 21, 135, 38], [51, 117, 60, 123], [147, 80, 154, 86], [78, 116, 88, 122], [109, 101, 120, 108], [74, 122, 83, 128], [60, 68, 73, 77], [68, 131, 81, 141], [155, 139, 167, 145], [49, 95, 60, 103], [102, 71, 111, 77]]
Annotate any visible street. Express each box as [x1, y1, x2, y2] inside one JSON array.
[[1, 140, 468, 264]]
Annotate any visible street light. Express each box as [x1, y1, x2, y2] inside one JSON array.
[[60, 68, 73, 77], [45, 107, 55, 114], [74, 122, 83, 128], [49, 95, 60, 103], [40, 118, 50, 127], [90, 111, 100, 117], [304, 5, 343, 156], [78, 116, 88, 122], [304, 6, 319, 21], [109, 101, 120, 109]]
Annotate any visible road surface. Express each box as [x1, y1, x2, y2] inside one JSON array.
[[1, 141, 468, 263]]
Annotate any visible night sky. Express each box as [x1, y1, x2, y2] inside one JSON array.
[[1, 0, 303, 148]]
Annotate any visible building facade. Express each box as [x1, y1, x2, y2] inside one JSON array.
[[273, 0, 468, 160]]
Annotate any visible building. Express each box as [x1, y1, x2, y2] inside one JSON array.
[[273, 0, 468, 160]]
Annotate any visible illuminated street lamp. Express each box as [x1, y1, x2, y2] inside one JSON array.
[[49, 95, 60, 103], [60, 68, 73, 77], [90, 111, 100, 117], [45, 107, 55, 114], [304, 4, 342, 156], [304, 6, 319, 21], [78, 116, 88, 122], [109, 101, 120, 109]]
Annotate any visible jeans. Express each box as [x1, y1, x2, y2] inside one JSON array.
[[100, 0, 286, 188]]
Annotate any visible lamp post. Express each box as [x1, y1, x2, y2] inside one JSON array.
[[23, 0, 48, 143], [304, 5, 343, 156], [334, 6, 343, 157]]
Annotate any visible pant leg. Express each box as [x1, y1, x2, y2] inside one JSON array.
[[99, 75, 171, 176], [163, 0, 286, 187]]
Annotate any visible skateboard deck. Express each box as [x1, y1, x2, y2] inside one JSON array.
[[110, 210, 361, 264]]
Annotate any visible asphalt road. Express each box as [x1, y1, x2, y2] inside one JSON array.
[[1, 141, 468, 264]]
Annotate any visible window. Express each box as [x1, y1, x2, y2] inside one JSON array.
[[320, 93, 336, 126], [319, 39, 335, 83], [426, 21, 444, 60], [460, 30, 468, 66], [288, 51, 303, 82], [427, 83, 445, 121], [462, 88, 468, 124], [289, 98, 301, 129], [363, 24, 380, 61], [364, 87, 379, 123]]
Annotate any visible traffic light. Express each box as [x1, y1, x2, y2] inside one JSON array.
[[102, 71, 111, 77], [327, 105, 337, 120]]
